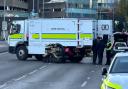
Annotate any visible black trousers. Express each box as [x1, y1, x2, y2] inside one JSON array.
[[93, 51, 97, 64], [98, 51, 103, 64], [106, 50, 111, 65]]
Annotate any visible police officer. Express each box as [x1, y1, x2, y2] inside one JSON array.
[[106, 40, 112, 65], [92, 37, 100, 64], [97, 37, 105, 65]]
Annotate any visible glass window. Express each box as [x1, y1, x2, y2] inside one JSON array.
[[110, 56, 128, 73], [54, 8, 62, 12], [114, 43, 127, 50], [10, 24, 21, 34], [44, 9, 51, 12], [83, 4, 89, 8], [78, 4, 83, 9]]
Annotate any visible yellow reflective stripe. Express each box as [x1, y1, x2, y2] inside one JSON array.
[[101, 83, 105, 89], [42, 34, 76, 40], [80, 34, 93, 39], [10, 34, 24, 39], [104, 79, 122, 89], [106, 42, 112, 50], [106, 45, 112, 50], [32, 34, 40, 39]]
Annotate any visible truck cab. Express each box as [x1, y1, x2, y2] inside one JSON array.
[[8, 20, 27, 54]]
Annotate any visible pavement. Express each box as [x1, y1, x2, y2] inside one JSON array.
[[0, 41, 8, 53]]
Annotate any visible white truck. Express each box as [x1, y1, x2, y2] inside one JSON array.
[[8, 18, 94, 63]]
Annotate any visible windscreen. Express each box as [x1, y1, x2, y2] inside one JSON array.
[[114, 43, 127, 50], [110, 56, 128, 73], [114, 33, 128, 42]]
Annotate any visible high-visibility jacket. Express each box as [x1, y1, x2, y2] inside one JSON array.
[[106, 42, 112, 51]]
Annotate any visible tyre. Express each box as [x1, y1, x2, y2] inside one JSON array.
[[16, 46, 28, 61], [43, 53, 64, 63], [43, 44, 65, 63], [52, 53, 64, 63], [52, 44, 65, 63], [35, 55, 43, 61]]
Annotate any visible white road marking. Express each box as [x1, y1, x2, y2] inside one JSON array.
[[0, 83, 7, 89], [91, 70, 95, 72], [0, 52, 8, 55], [28, 70, 38, 75], [87, 77, 91, 80], [14, 75, 27, 81], [39, 66, 47, 70], [81, 81, 87, 87], [0, 66, 47, 88]]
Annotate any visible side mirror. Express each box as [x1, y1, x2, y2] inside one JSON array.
[[102, 67, 107, 75], [9, 27, 14, 35]]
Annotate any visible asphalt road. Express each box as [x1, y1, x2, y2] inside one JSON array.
[[0, 52, 105, 89]]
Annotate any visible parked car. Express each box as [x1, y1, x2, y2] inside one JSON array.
[[111, 42, 128, 57], [101, 52, 128, 89]]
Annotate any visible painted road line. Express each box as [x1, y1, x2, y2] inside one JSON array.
[[29, 66, 47, 75], [14, 75, 27, 81], [39, 66, 47, 70], [0, 83, 7, 89], [28, 70, 38, 75], [81, 81, 87, 87], [87, 77, 91, 80], [0, 52, 8, 55], [91, 70, 95, 72]]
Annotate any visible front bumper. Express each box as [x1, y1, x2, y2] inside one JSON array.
[[9, 46, 16, 54]]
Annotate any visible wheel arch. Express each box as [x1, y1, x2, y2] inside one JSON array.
[[15, 41, 28, 51]]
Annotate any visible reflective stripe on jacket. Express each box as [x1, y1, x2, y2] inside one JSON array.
[[106, 42, 112, 51]]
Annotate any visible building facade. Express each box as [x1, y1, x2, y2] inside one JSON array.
[[0, 0, 29, 39], [65, 0, 97, 18], [0, 0, 28, 18], [41, 1, 66, 18], [39, 0, 97, 19], [97, 0, 115, 19]]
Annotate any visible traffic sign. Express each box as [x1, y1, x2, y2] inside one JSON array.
[[2, 21, 7, 31]]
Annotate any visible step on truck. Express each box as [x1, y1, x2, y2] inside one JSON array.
[[8, 18, 94, 63]]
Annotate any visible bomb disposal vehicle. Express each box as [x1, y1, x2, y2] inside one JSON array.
[[8, 18, 94, 63]]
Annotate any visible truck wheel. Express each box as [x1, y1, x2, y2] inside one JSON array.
[[44, 44, 65, 63], [35, 55, 43, 61], [51, 53, 63, 63], [16, 46, 28, 61], [53, 44, 65, 63], [43, 54, 63, 63]]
